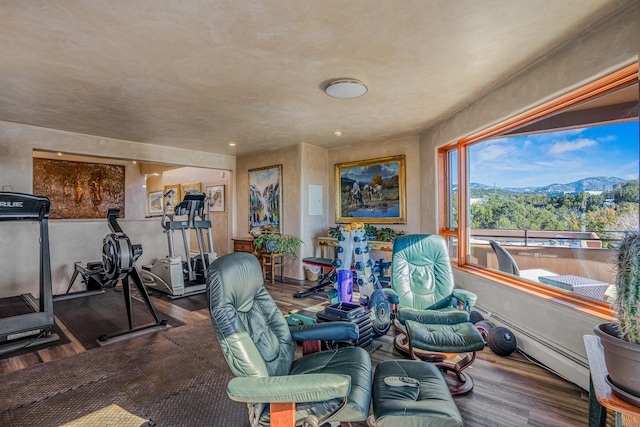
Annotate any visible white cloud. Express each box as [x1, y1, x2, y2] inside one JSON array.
[[547, 138, 596, 155], [473, 141, 518, 163]]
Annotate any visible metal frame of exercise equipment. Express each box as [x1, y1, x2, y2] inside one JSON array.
[[0, 192, 59, 356], [96, 208, 170, 346], [140, 191, 217, 299]]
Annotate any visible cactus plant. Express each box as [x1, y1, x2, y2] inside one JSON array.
[[613, 232, 640, 343]]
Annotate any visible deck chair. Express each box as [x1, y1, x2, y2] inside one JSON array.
[[386, 234, 485, 395], [489, 240, 520, 275], [207, 252, 372, 427]]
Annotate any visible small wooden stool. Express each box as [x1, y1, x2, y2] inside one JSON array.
[[262, 253, 284, 283]]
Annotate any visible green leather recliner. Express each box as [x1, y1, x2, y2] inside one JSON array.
[[207, 252, 372, 427], [385, 234, 485, 395]]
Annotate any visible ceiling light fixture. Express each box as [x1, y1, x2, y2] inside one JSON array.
[[334, 131, 342, 136], [324, 79, 367, 99], [229, 142, 236, 147]]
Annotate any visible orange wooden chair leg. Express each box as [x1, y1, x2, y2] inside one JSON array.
[[271, 402, 296, 427]]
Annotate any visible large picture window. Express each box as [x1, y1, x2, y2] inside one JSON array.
[[439, 64, 638, 311]]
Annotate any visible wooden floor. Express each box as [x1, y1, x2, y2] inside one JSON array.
[[0, 277, 590, 426]]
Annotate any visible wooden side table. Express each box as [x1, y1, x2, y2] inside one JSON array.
[[584, 335, 640, 427], [232, 238, 255, 253], [262, 253, 284, 284]]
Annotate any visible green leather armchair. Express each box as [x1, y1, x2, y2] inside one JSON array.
[[207, 252, 372, 427], [386, 234, 485, 395]]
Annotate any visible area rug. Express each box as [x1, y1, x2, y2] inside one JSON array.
[[59, 404, 149, 427]]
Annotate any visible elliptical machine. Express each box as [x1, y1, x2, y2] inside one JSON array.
[[140, 190, 217, 298]]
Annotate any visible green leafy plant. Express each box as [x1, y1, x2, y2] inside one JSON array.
[[364, 224, 378, 239], [376, 227, 397, 242], [613, 232, 640, 343], [253, 233, 304, 260], [328, 226, 342, 239]]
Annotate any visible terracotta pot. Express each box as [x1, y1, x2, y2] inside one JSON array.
[[594, 322, 640, 405]]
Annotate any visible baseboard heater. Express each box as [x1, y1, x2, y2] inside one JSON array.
[[478, 308, 589, 371]]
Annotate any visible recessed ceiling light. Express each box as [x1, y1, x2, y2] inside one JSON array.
[[334, 131, 342, 136], [229, 142, 236, 147], [132, 160, 137, 164], [325, 79, 367, 99], [57, 152, 62, 156]]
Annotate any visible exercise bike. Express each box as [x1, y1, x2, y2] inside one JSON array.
[[140, 190, 217, 298]]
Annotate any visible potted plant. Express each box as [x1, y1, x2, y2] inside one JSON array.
[[328, 226, 342, 239], [594, 232, 640, 404], [364, 224, 378, 240], [253, 233, 304, 260], [376, 227, 397, 242]]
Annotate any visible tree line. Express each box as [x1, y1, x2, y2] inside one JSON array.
[[461, 180, 639, 247]]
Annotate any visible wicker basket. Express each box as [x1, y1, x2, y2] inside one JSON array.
[[304, 265, 320, 281]]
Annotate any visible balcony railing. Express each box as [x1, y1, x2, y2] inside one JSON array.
[[468, 229, 625, 302]]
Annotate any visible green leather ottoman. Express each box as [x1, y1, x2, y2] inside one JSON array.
[[371, 360, 463, 427]]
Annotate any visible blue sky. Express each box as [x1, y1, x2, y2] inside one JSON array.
[[468, 121, 639, 188]]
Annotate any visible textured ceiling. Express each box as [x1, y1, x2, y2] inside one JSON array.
[[0, 0, 633, 157]]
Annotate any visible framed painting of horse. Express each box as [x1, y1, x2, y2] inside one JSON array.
[[334, 155, 406, 224]]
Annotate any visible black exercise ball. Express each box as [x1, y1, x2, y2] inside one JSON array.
[[469, 310, 484, 324], [487, 326, 517, 356], [474, 320, 494, 341]]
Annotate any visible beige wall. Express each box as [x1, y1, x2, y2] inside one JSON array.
[[301, 144, 330, 259], [419, 3, 639, 390], [236, 145, 304, 278], [0, 121, 235, 296], [236, 136, 421, 279]]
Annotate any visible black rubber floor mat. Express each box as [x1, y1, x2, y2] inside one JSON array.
[[160, 291, 208, 312], [0, 319, 246, 427], [54, 288, 185, 349]]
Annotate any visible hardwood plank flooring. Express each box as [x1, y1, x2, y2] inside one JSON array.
[[0, 276, 591, 426]]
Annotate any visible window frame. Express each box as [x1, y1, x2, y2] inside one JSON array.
[[438, 63, 638, 320]]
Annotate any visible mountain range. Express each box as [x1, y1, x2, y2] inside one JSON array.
[[466, 176, 625, 194]]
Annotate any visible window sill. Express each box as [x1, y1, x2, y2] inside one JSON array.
[[456, 264, 615, 322]]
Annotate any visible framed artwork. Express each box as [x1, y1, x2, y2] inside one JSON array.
[[249, 164, 282, 233], [163, 184, 181, 211], [206, 185, 225, 212], [181, 182, 201, 195], [33, 158, 125, 219], [334, 154, 406, 224], [148, 191, 163, 215]]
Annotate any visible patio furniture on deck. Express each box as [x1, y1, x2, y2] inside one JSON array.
[[489, 240, 555, 283], [539, 275, 610, 301]]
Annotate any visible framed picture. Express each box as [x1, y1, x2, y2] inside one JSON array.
[[249, 164, 282, 233], [148, 191, 163, 215], [33, 158, 125, 219], [163, 184, 181, 211], [181, 182, 201, 195], [206, 185, 225, 212], [335, 154, 406, 224]]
